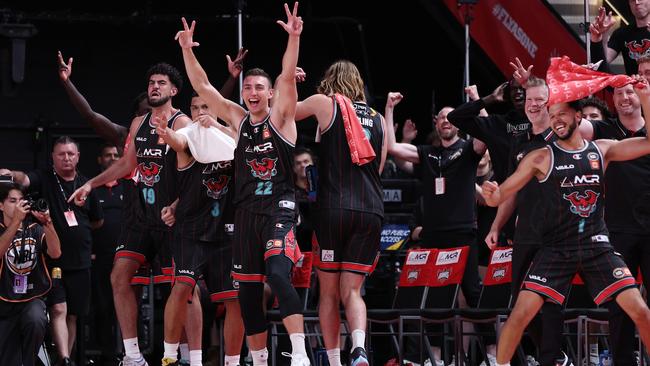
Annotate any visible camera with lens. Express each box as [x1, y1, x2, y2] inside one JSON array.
[[24, 194, 48, 213]]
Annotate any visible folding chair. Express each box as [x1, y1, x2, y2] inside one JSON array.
[[419, 246, 469, 366], [456, 248, 513, 365], [367, 248, 436, 364]]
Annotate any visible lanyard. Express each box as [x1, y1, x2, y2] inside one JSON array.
[[53, 169, 76, 210]]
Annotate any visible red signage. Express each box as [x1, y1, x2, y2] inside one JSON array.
[[442, 0, 586, 78]]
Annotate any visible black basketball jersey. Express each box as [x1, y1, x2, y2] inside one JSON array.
[[174, 159, 234, 242], [233, 113, 296, 216], [538, 141, 609, 248], [134, 111, 184, 228], [0, 223, 51, 302], [510, 128, 556, 245], [316, 98, 384, 217]]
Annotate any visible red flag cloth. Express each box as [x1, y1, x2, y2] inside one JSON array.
[[546, 56, 636, 105], [334, 94, 376, 165]]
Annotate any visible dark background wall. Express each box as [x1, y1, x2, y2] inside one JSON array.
[[0, 0, 504, 176]]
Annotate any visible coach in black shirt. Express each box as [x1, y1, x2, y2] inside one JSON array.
[[3, 136, 103, 365]]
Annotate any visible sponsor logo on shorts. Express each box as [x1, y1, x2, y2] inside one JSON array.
[[178, 269, 195, 276], [232, 280, 240, 289], [115, 245, 125, 251], [406, 251, 430, 265], [224, 224, 234, 233], [591, 235, 609, 243], [528, 274, 547, 283], [279, 200, 295, 210], [266, 240, 282, 250], [321, 249, 334, 262], [612, 267, 632, 279], [436, 249, 461, 265], [233, 264, 242, 270]]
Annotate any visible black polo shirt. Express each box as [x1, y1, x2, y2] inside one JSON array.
[[591, 119, 650, 234], [414, 138, 482, 235], [26, 169, 103, 270]]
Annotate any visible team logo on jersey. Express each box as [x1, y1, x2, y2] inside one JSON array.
[[563, 190, 600, 218], [262, 124, 271, 139], [137, 162, 162, 187], [246, 158, 278, 180], [625, 39, 650, 60], [587, 152, 600, 170], [6, 236, 38, 275], [203, 175, 230, 199]]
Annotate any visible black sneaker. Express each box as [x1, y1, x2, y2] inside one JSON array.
[[350, 347, 369, 366]]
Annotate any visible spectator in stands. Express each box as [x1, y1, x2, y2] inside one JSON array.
[[1, 136, 104, 366], [579, 96, 611, 121], [292, 146, 316, 253], [386, 92, 486, 365], [589, 2, 650, 75], [91, 143, 123, 364], [0, 182, 61, 366]]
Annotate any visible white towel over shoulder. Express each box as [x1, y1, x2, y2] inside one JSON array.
[[176, 123, 236, 163]]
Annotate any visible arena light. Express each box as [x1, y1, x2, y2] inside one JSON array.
[[0, 22, 38, 83]]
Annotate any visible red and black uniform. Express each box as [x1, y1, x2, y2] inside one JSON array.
[[313, 99, 384, 274], [0, 222, 50, 366], [117, 111, 184, 284], [173, 159, 237, 302], [231, 113, 299, 282], [522, 141, 636, 305]]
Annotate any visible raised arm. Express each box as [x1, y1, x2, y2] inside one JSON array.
[[57, 51, 128, 146], [270, 2, 303, 140], [176, 18, 245, 129], [589, 7, 619, 64], [68, 116, 142, 206], [296, 93, 333, 129], [385, 92, 420, 164], [481, 148, 548, 207], [219, 47, 248, 100]]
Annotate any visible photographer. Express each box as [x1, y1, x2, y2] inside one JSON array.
[[0, 182, 61, 365], [1, 136, 103, 365]]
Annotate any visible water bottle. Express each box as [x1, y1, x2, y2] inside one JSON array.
[[599, 349, 611, 366]]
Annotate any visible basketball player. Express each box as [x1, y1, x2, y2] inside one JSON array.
[[174, 3, 309, 365], [481, 83, 650, 366], [294, 60, 386, 366]]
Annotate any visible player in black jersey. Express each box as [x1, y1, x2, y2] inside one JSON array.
[[480, 84, 650, 365], [154, 92, 243, 366], [294, 60, 386, 366], [69, 63, 193, 366], [175, 4, 309, 365]]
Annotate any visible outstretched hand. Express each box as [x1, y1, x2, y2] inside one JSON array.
[[226, 48, 248, 78], [295, 67, 306, 83], [175, 17, 200, 49], [68, 183, 92, 207], [57, 50, 73, 82], [509, 57, 533, 86], [277, 2, 303, 37], [152, 114, 170, 138]]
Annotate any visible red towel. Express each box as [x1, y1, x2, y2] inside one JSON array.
[[546, 56, 637, 105], [334, 93, 376, 165]]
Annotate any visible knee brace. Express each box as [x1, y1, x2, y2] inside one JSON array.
[[238, 282, 267, 335], [265, 255, 302, 318]]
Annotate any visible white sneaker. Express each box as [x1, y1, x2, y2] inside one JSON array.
[[120, 355, 149, 366], [423, 359, 445, 366], [479, 353, 497, 366], [289, 353, 310, 366]]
